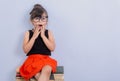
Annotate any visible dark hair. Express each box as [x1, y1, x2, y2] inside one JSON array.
[[30, 4, 48, 20]]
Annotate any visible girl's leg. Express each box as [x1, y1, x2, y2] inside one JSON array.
[[37, 65, 52, 81]]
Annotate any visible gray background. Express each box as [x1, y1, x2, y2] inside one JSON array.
[[0, 0, 120, 81]]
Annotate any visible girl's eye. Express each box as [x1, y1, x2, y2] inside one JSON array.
[[41, 17, 45, 20], [35, 17, 40, 20]]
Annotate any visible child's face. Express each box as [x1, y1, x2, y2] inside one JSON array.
[[31, 13, 48, 29]]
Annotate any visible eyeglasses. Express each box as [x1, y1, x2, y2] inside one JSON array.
[[33, 16, 48, 22]]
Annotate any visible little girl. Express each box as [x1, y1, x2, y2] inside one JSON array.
[[19, 4, 57, 81]]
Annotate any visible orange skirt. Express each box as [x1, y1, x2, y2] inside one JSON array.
[[19, 54, 57, 80]]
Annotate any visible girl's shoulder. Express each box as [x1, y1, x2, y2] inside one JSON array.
[[23, 30, 31, 37], [26, 29, 33, 34], [46, 29, 53, 33], [47, 29, 54, 37]]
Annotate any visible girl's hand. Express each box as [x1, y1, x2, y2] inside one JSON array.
[[40, 25, 45, 38], [32, 27, 40, 39]]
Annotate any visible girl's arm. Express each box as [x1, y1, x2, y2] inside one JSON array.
[[23, 28, 40, 54], [41, 30, 56, 51], [22, 31, 36, 54]]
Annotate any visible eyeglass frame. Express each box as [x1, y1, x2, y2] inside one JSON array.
[[33, 16, 48, 22]]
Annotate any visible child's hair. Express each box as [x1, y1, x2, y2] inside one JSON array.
[[30, 4, 48, 20]]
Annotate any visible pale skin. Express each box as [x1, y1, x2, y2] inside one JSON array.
[[17, 13, 55, 81]]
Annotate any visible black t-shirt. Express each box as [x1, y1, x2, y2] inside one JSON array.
[[27, 29, 51, 56]]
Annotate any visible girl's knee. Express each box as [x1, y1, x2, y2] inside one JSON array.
[[42, 65, 52, 74]]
